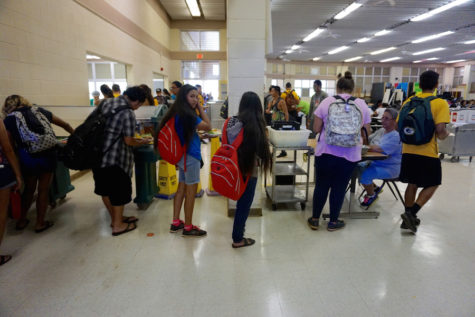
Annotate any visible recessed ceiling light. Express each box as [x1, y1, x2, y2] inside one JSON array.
[[411, 0, 470, 22], [357, 37, 371, 43], [285, 50, 292, 54], [86, 54, 100, 59], [344, 56, 363, 62], [412, 31, 454, 44], [303, 28, 325, 42], [328, 46, 349, 55], [464, 40, 475, 44], [412, 47, 445, 55], [374, 29, 392, 37], [185, 0, 201, 17], [446, 59, 466, 63], [334, 2, 362, 20], [291, 45, 301, 50], [370, 47, 396, 55], [381, 57, 401, 62], [312, 57, 321, 61]]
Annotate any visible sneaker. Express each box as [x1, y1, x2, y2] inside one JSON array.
[[277, 151, 287, 158], [400, 217, 421, 229], [361, 194, 378, 207], [182, 225, 207, 237], [400, 212, 418, 233], [307, 217, 319, 230], [327, 220, 345, 231], [170, 220, 185, 233]]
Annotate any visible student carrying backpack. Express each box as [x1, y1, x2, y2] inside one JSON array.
[[325, 95, 363, 147], [212, 92, 272, 248], [397, 96, 436, 145]]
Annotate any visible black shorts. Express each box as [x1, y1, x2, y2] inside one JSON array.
[[399, 154, 442, 188], [92, 166, 132, 206]]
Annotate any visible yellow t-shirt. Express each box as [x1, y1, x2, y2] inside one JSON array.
[[154, 99, 158, 106], [113, 92, 120, 98], [198, 94, 204, 107], [281, 89, 300, 103], [398, 92, 450, 158]]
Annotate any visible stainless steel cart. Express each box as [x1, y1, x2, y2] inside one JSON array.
[[438, 123, 475, 162], [265, 142, 312, 210]]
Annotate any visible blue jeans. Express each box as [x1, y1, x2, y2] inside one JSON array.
[[312, 154, 356, 222], [232, 177, 257, 243]]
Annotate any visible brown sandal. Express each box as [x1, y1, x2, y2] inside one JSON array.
[[0, 255, 12, 266], [232, 238, 255, 248]]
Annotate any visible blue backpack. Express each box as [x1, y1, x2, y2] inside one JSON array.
[[398, 96, 436, 145]]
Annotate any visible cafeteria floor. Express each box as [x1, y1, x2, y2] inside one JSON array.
[[1, 145, 474, 317]]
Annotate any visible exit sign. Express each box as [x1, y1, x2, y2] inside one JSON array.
[[196, 53, 203, 59]]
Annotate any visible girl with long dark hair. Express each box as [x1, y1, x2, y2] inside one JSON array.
[[226, 92, 272, 248], [158, 84, 211, 237]]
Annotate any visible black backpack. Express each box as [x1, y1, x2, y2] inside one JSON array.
[[60, 102, 129, 170], [220, 98, 228, 119], [398, 96, 436, 145]]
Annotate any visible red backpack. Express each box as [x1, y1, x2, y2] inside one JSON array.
[[211, 118, 249, 200], [157, 117, 186, 166]]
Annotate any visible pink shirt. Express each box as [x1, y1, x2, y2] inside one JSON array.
[[313, 94, 371, 162]]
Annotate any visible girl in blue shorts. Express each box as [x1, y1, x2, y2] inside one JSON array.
[[158, 84, 211, 237]]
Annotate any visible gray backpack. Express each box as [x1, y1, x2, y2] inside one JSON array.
[[325, 95, 362, 147], [10, 107, 57, 153]]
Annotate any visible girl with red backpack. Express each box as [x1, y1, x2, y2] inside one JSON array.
[[158, 84, 210, 237], [226, 92, 272, 248]]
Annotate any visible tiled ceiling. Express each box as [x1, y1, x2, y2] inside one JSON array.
[[159, 0, 225, 20], [271, 0, 475, 63]]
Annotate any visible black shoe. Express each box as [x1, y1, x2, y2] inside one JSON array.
[[401, 212, 418, 233], [277, 151, 287, 158], [307, 217, 319, 230], [182, 225, 207, 237], [170, 220, 184, 233], [327, 220, 345, 231], [400, 217, 421, 229]]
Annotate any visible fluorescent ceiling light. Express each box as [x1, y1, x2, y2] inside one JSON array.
[[285, 50, 292, 54], [344, 56, 363, 62], [374, 29, 391, 37], [357, 37, 371, 43], [413, 60, 423, 63], [303, 28, 325, 42], [312, 57, 321, 61], [426, 57, 439, 61], [412, 47, 445, 55], [370, 47, 396, 55], [185, 0, 201, 17], [86, 54, 100, 59], [446, 59, 466, 63], [411, 0, 470, 22], [412, 31, 454, 44], [328, 46, 349, 55], [291, 45, 301, 50], [381, 57, 401, 62], [464, 40, 475, 44], [334, 2, 362, 20]]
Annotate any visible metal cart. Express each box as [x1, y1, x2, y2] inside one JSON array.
[[265, 142, 312, 210], [438, 123, 475, 163]]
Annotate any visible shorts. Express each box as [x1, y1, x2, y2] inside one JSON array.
[[93, 166, 132, 206], [360, 163, 398, 185], [399, 153, 442, 188], [0, 165, 16, 189], [18, 148, 56, 175], [177, 155, 200, 185]]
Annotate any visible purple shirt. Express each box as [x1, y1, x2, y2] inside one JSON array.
[[314, 94, 371, 162]]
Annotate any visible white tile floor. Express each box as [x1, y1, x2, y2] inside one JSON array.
[[1, 149, 474, 317]]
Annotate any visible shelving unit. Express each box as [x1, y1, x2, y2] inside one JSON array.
[[265, 142, 312, 210]]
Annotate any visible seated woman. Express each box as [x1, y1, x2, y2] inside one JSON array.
[[360, 108, 402, 207]]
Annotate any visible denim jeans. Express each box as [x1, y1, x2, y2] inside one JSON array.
[[232, 177, 258, 243], [312, 154, 357, 222]]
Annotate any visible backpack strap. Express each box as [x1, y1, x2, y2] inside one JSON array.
[[232, 127, 245, 148], [222, 118, 230, 144], [333, 95, 345, 102]]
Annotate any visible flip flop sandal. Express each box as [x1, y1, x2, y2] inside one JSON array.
[[15, 219, 30, 231], [0, 255, 12, 266], [232, 238, 255, 248], [35, 221, 54, 233], [112, 222, 137, 237], [110, 216, 139, 228]]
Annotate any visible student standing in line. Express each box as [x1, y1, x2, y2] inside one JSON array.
[[308, 71, 371, 231], [0, 120, 22, 265], [3, 95, 74, 233], [226, 92, 272, 248], [266, 85, 289, 158], [100, 84, 114, 101], [308, 80, 328, 138], [398, 71, 449, 233], [139, 84, 157, 106], [159, 84, 211, 237], [170, 81, 183, 101], [112, 84, 121, 98]]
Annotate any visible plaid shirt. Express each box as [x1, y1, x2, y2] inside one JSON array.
[[100, 96, 136, 176]]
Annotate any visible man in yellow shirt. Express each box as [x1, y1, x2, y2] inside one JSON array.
[[112, 84, 121, 98], [397, 70, 449, 233], [281, 82, 300, 121]]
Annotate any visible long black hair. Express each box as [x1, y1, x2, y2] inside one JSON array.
[[237, 92, 272, 175], [158, 84, 198, 145]]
